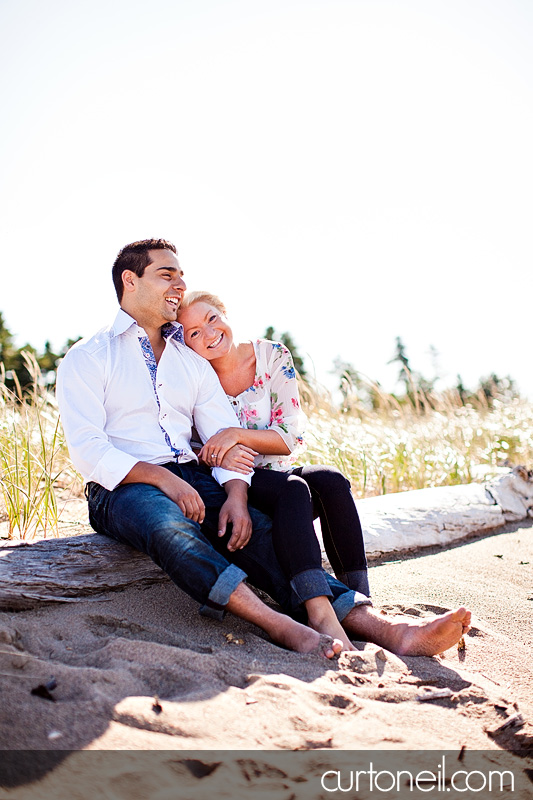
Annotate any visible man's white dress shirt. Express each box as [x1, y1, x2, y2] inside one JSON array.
[[56, 309, 251, 490]]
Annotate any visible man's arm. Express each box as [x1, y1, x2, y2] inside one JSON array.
[[56, 347, 139, 489], [121, 462, 205, 523]]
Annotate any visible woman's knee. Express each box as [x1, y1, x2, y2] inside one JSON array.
[[303, 465, 351, 495], [285, 473, 313, 503]]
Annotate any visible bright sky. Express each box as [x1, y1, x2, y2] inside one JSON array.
[[1, 0, 532, 398]]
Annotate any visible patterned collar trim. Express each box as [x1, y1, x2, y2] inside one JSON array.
[[162, 322, 184, 344], [112, 309, 184, 344]]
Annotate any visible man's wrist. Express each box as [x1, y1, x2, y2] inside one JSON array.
[[122, 461, 172, 490], [223, 478, 249, 499]]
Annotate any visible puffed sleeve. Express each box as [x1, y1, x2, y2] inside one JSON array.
[[262, 341, 307, 453]]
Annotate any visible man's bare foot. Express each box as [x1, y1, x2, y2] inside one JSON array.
[[306, 596, 357, 652], [343, 605, 471, 657], [274, 615, 343, 658]]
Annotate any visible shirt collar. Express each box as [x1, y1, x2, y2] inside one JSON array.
[[111, 308, 184, 343]]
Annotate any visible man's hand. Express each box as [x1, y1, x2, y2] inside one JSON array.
[[161, 473, 205, 524], [219, 444, 257, 474], [121, 462, 205, 524], [218, 479, 252, 552]]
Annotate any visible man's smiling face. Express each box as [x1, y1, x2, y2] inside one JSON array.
[[128, 249, 186, 327]]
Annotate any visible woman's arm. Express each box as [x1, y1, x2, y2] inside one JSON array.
[[199, 427, 289, 467], [200, 342, 305, 466]]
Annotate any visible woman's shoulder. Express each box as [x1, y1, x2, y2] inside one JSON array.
[[253, 340, 297, 386], [254, 338, 292, 360]]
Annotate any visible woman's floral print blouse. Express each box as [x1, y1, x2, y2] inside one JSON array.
[[227, 339, 307, 470]]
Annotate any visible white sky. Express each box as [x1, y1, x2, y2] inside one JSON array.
[[1, 0, 532, 397]]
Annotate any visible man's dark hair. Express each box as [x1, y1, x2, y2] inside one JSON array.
[[112, 239, 177, 301]]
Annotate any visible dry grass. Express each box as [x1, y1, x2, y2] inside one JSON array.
[[2, 357, 531, 537], [299, 378, 533, 497]]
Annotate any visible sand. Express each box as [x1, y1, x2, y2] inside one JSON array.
[[0, 517, 532, 797]]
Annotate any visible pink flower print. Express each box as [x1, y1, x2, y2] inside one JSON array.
[[270, 407, 284, 425], [253, 377, 264, 388], [243, 407, 258, 422], [291, 398, 300, 408]]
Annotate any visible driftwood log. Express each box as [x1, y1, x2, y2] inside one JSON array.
[[1, 468, 531, 611], [0, 533, 168, 611]]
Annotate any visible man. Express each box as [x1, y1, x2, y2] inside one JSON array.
[[57, 239, 471, 658]]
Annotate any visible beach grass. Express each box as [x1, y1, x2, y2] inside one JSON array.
[[1, 356, 532, 538], [299, 378, 533, 497], [0, 353, 82, 539]]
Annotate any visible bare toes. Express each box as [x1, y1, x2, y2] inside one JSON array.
[[312, 634, 342, 659], [331, 638, 343, 656]]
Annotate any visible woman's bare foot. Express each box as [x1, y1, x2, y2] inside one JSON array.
[[225, 581, 342, 658], [305, 596, 357, 652], [342, 605, 471, 656]]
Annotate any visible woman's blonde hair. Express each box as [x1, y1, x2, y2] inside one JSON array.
[[178, 291, 227, 316]]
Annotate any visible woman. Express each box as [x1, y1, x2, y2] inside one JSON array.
[[177, 292, 371, 651]]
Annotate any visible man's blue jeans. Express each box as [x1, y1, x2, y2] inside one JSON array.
[[87, 462, 361, 621]]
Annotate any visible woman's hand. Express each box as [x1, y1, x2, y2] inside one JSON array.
[[219, 444, 257, 474], [199, 428, 243, 467]]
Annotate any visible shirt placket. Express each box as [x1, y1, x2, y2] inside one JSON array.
[[137, 326, 186, 461]]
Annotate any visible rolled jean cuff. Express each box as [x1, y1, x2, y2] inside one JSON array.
[[337, 569, 370, 597], [200, 563, 248, 621], [332, 589, 373, 622], [290, 568, 334, 605]]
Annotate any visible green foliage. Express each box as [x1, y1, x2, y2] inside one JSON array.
[[0, 312, 15, 364], [0, 311, 81, 394]]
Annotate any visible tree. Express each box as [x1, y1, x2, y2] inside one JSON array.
[[331, 357, 382, 411], [0, 311, 15, 366], [388, 336, 412, 396], [387, 336, 435, 404], [455, 374, 468, 404], [263, 326, 306, 377], [477, 373, 518, 405], [0, 309, 82, 393]]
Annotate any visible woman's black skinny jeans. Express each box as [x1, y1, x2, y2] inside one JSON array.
[[248, 464, 370, 597]]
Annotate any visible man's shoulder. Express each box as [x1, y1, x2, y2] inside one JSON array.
[[61, 309, 134, 364], [63, 323, 116, 361]]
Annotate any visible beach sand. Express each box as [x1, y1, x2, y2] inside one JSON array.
[[0, 519, 532, 797]]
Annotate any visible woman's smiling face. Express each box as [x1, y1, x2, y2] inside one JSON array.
[[178, 300, 233, 360]]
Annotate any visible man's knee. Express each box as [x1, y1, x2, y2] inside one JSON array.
[[92, 481, 201, 546]]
